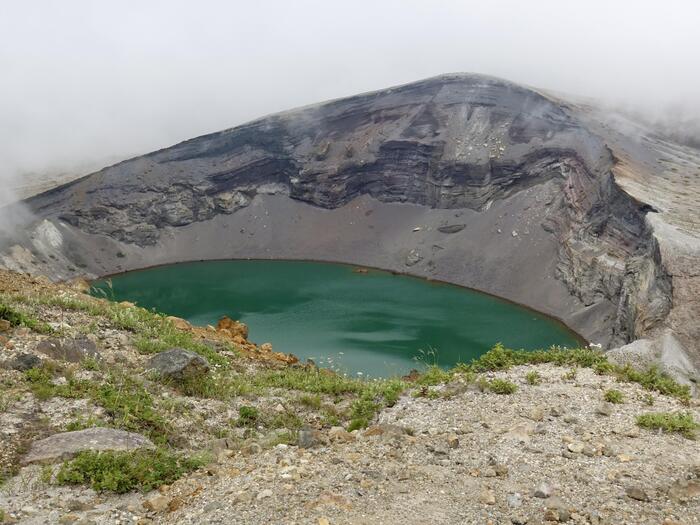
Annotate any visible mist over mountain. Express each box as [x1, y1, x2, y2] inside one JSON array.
[[1, 0, 699, 198]]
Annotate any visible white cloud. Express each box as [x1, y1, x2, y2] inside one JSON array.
[[1, 0, 699, 192]]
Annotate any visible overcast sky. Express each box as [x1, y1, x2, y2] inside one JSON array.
[[1, 0, 699, 190]]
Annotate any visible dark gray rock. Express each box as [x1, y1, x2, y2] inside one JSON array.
[[22, 427, 154, 465], [8, 352, 41, 371], [35, 337, 100, 363], [147, 348, 210, 382], [437, 224, 466, 234]]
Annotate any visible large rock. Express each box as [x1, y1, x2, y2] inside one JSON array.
[[147, 348, 210, 382], [22, 427, 154, 465], [7, 352, 41, 371], [35, 337, 100, 363], [607, 330, 698, 392]]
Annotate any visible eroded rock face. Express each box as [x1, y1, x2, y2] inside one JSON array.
[[0, 73, 681, 352]]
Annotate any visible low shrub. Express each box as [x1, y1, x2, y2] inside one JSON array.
[[604, 389, 624, 404], [488, 379, 517, 395], [636, 411, 698, 439], [56, 449, 207, 493], [525, 371, 541, 385]]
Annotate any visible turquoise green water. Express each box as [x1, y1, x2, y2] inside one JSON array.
[[92, 260, 582, 377]]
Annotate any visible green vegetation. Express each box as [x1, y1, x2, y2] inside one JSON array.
[[563, 368, 578, 381], [3, 292, 228, 366], [0, 302, 52, 333], [56, 449, 208, 493], [236, 405, 260, 427], [604, 389, 624, 404], [452, 344, 690, 402], [636, 411, 699, 439], [23, 365, 172, 444], [487, 378, 517, 395], [525, 370, 541, 385], [297, 394, 322, 409], [415, 365, 453, 386]]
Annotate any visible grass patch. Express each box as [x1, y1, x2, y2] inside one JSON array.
[[0, 302, 52, 333], [415, 365, 453, 386], [236, 406, 259, 427], [487, 378, 517, 395], [525, 370, 541, 385], [3, 292, 228, 367], [56, 449, 208, 493], [450, 344, 690, 402], [24, 365, 172, 444], [636, 411, 698, 439], [604, 389, 624, 404], [297, 394, 322, 410]]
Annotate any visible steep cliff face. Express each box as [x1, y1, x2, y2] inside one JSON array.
[[0, 74, 678, 351]]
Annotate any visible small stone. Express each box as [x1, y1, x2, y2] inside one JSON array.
[[241, 442, 262, 456], [479, 488, 496, 505], [298, 429, 323, 448], [595, 403, 613, 416], [0, 319, 12, 332], [66, 500, 93, 511], [328, 426, 355, 443], [318, 519, 331, 525], [446, 434, 459, 448], [550, 406, 565, 417], [544, 497, 570, 522], [668, 479, 700, 502], [58, 515, 79, 525], [495, 464, 509, 477], [232, 491, 252, 504], [625, 485, 649, 501], [528, 406, 545, 421], [582, 445, 597, 457], [507, 492, 522, 508], [256, 489, 273, 500], [510, 515, 528, 525], [534, 482, 553, 498], [567, 442, 584, 454], [142, 495, 171, 513]]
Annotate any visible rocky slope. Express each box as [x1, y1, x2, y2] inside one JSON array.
[[0, 73, 697, 373], [1, 270, 698, 525]]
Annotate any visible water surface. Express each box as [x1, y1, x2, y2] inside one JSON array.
[[93, 260, 582, 377]]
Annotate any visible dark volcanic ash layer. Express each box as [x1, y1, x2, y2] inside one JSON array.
[[0, 73, 694, 374]]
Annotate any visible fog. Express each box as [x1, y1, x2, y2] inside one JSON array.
[[1, 0, 699, 201]]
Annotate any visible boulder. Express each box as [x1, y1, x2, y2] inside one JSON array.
[[8, 352, 41, 371], [148, 348, 210, 382], [35, 337, 100, 363], [607, 330, 698, 393], [22, 427, 154, 465]]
